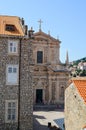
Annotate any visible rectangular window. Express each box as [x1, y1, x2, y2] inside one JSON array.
[[37, 51, 43, 63], [8, 40, 18, 54], [5, 24, 15, 31], [5, 100, 18, 122], [6, 65, 18, 85]]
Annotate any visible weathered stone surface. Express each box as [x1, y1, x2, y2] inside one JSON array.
[[0, 15, 70, 130], [65, 83, 86, 130], [0, 37, 33, 130], [32, 31, 69, 105]]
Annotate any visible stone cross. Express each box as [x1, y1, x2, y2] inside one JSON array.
[[38, 19, 43, 31]]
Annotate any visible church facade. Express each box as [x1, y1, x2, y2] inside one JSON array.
[[32, 29, 69, 105]]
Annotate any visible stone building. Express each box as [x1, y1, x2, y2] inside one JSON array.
[[65, 78, 86, 130], [0, 14, 70, 129], [32, 27, 69, 105], [0, 15, 33, 130]]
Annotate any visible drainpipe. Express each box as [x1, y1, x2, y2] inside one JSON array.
[[18, 38, 22, 130]]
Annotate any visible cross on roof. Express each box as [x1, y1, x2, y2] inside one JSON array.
[[38, 19, 43, 31]]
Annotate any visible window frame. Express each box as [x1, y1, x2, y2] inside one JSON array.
[[6, 64, 19, 85], [5, 100, 18, 123], [8, 40, 18, 54], [37, 51, 43, 64], [5, 24, 15, 31]]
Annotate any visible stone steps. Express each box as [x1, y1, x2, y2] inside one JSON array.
[[33, 104, 64, 111]]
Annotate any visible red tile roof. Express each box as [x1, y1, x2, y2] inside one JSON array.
[[72, 78, 86, 103], [0, 15, 24, 36], [83, 125, 86, 128]]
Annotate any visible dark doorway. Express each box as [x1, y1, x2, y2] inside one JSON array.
[[36, 89, 43, 103]]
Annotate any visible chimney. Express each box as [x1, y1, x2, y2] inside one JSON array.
[[28, 27, 34, 39], [21, 18, 24, 25], [25, 25, 28, 35]]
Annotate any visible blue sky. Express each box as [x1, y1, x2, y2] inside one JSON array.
[[0, 0, 86, 62]]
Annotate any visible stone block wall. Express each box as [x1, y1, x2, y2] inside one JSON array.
[[0, 37, 19, 130], [0, 37, 33, 130], [65, 84, 86, 130], [19, 39, 33, 130]]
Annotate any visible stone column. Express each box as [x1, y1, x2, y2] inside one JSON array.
[[56, 78, 60, 103], [43, 89, 45, 104], [48, 77, 52, 104], [47, 41, 50, 64]]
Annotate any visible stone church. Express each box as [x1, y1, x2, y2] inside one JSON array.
[[32, 23, 69, 105]]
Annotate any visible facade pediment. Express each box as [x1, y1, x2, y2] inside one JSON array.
[[34, 31, 61, 43]]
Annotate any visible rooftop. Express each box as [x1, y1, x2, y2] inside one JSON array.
[[0, 15, 24, 36], [72, 77, 86, 103]]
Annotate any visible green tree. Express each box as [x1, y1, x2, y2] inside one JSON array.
[[79, 70, 86, 76]]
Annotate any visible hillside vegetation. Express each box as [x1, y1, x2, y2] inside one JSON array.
[[69, 57, 86, 77], [72, 57, 86, 66]]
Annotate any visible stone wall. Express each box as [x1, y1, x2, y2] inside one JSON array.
[[19, 39, 33, 130], [0, 37, 19, 130], [0, 37, 33, 130], [65, 83, 86, 130]]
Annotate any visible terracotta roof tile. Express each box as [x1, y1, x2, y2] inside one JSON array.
[[83, 125, 86, 129], [0, 15, 24, 36], [72, 78, 86, 103]]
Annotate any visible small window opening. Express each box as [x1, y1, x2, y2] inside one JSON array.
[[5, 24, 15, 31]]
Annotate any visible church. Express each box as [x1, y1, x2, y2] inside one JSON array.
[[31, 20, 69, 105]]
